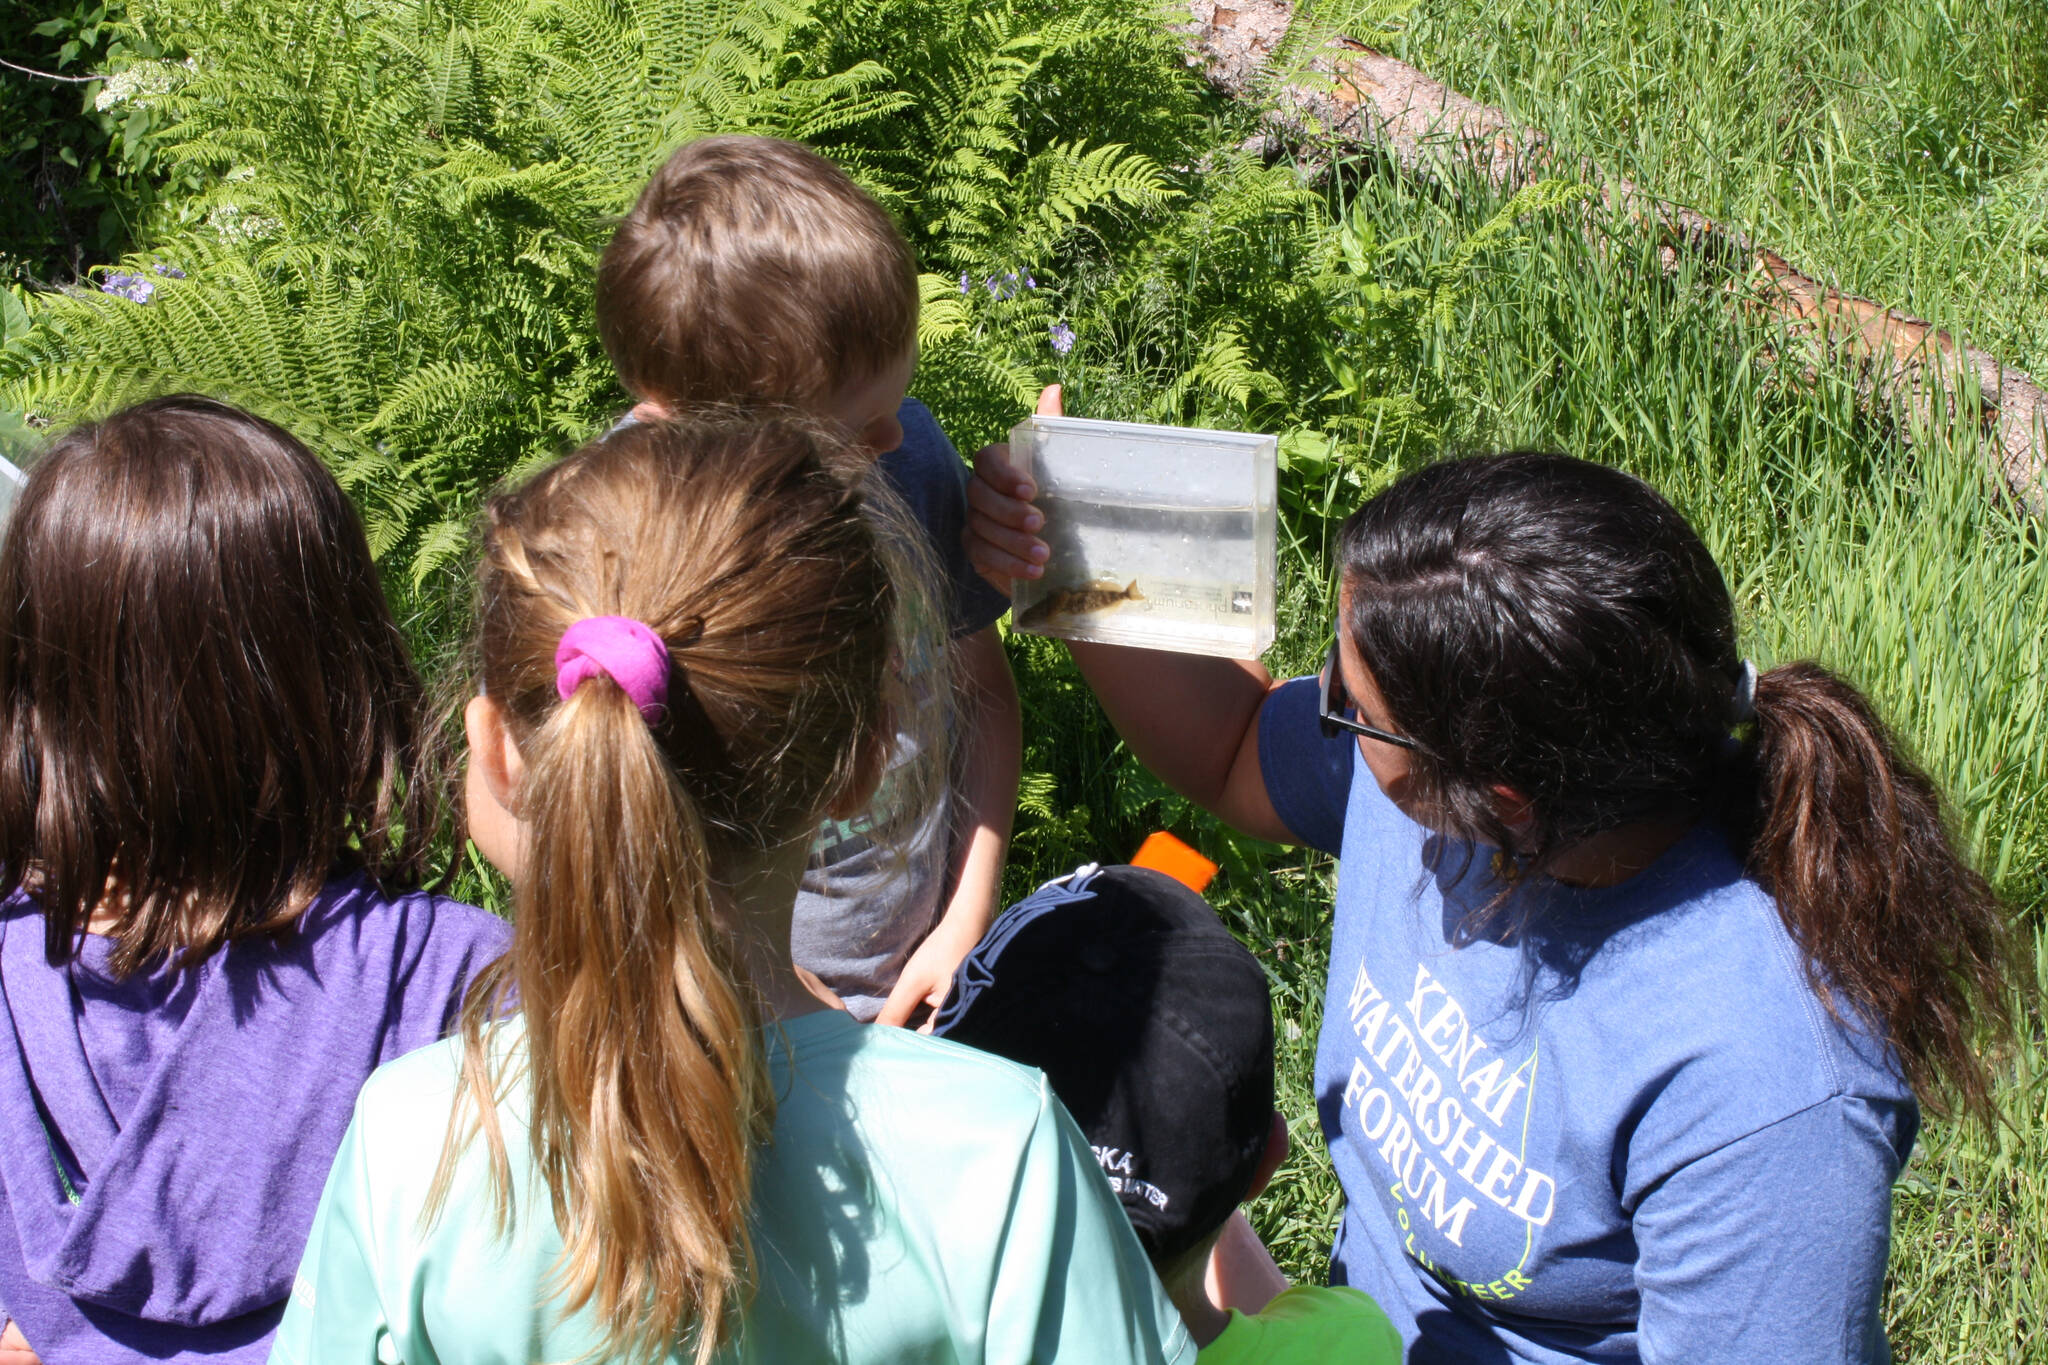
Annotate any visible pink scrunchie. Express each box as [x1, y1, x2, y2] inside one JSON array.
[[555, 616, 672, 723]]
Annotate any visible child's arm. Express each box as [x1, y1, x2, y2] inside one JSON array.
[[875, 625, 1019, 1030], [1205, 1211, 1289, 1315]]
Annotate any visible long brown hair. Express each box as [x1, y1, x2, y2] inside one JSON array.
[[0, 395, 435, 974], [1338, 452, 2014, 1122], [596, 134, 919, 409], [438, 415, 895, 1363]]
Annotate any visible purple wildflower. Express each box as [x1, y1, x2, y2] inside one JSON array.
[[99, 271, 155, 305], [152, 262, 186, 278], [960, 272, 970, 295], [983, 275, 1000, 296], [1024, 274, 1037, 290], [1049, 321, 1076, 355]]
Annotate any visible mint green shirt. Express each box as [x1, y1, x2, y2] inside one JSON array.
[[271, 1010, 1195, 1365]]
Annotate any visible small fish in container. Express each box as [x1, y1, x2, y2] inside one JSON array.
[[1007, 415, 1277, 660]]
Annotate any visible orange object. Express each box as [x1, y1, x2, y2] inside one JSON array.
[[1131, 831, 1219, 895]]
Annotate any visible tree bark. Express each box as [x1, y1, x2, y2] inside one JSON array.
[[1185, 0, 2047, 513]]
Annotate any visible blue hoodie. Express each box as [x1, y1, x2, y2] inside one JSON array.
[[0, 875, 508, 1365]]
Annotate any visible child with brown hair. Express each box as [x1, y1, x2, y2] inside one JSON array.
[[0, 397, 509, 1365], [272, 415, 1191, 1364], [596, 134, 1019, 1027]]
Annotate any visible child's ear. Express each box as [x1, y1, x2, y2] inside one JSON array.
[[1242, 1111, 1291, 1201], [465, 694, 530, 881], [466, 694, 526, 812]]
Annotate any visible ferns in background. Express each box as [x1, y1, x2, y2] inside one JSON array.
[[0, 0, 1221, 591], [0, 0, 1592, 896], [1, 0, 1537, 584]]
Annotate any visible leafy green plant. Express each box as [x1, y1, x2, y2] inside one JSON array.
[[2, 0, 1212, 600], [1270, 175, 1597, 530], [0, 0, 190, 285]]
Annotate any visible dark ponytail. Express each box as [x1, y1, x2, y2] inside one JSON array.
[[1732, 663, 2012, 1121], [1339, 453, 2014, 1121]]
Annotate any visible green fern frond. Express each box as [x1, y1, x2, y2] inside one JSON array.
[[918, 272, 972, 348], [409, 516, 475, 588], [1014, 769, 1060, 821], [1189, 324, 1287, 414], [1025, 141, 1178, 236], [1428, 178, 1597, 313], [368, 359, 499, 437]]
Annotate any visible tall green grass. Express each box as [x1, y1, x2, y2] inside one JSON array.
[[1395, 0, 2048, 377]]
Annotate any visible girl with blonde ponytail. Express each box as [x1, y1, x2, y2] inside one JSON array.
[[274, 416, 1194, 1365]]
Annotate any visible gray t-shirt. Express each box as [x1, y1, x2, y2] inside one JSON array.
[[791, 399, 1009, 1018]]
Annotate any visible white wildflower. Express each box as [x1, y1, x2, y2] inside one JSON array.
[[206, 203, 281, 242], [92, 59, 189, 113]]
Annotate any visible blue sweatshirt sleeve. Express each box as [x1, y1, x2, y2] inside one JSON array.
[[1630, 1095, 1909, 1364], [1256, 676, 1354, 857], [878, 399, 1013, 639]]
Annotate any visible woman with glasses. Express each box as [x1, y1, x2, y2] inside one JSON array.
[[966, 427, 2012, 1365]]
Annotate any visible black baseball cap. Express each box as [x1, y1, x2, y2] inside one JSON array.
[[932, 863, 1275, 1263]]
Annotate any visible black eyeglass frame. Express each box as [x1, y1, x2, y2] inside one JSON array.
[[1317, 640, 1419, 750]]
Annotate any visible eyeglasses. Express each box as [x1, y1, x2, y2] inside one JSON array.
[[1317, 641, 1418, 750]]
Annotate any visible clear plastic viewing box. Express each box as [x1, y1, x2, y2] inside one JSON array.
[[0, 456, 24, 540], [1008, 415, 1277, 660]]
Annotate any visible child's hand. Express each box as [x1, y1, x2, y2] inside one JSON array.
[[875, 915, 985, 1033], [2, 1319, 42, 1365], [965, 385, 1062, 591]]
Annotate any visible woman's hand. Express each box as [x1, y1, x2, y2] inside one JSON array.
[[965, 385, 1062, 591]]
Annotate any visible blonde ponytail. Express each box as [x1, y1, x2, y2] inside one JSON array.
[[432, 415, 897, 1362], [521, 679, 770, 1363]]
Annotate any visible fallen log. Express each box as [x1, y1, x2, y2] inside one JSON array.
[[1184, 0, 2048, 513]]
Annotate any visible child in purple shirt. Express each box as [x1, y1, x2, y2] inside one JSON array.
[[0, 398, 509, 1365]]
